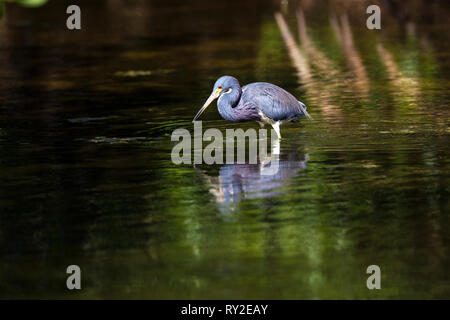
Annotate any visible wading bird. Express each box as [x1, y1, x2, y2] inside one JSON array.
[[193, 75, 311, 139]]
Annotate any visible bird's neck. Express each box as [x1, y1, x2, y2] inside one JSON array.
[[217, 85, 242, 121]]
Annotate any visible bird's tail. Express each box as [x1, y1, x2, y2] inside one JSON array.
[[298, 101, 312, 119]]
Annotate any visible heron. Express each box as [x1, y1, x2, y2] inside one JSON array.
[[193, 75, 311, 139]]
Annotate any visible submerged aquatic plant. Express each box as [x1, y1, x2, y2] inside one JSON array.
[[0, 0, 49, 19]]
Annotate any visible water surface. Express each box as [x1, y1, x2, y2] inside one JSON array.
[[0, 0, 449, 299]]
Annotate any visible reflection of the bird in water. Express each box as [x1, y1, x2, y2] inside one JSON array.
[[197, 142, 308, 214]]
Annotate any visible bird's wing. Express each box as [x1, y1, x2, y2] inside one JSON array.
[[244, 83, 305, 121]]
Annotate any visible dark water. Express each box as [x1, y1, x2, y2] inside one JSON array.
[[0, 0, 449, 299]]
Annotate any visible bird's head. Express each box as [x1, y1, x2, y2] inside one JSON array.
[[193, 76, 240, 121]]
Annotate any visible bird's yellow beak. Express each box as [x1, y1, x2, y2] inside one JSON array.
[[193, 87, 222, 122]]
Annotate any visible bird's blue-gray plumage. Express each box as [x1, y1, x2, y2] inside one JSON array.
[[240, 82, 308, 121], [212, 76, 308, 122], [194, 75, 311, 138]]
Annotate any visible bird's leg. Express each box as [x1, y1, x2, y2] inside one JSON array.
[[271, 122, 282, 140]]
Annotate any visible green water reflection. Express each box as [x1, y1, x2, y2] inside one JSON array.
[[0, 0, 449, 299]]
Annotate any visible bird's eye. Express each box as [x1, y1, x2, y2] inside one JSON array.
[[218, 86, 222, 89]]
